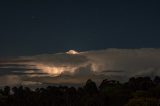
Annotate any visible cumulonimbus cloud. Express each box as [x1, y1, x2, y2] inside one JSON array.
[[0, 48, 160, 86]]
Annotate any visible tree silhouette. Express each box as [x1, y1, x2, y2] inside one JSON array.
[[0, 76, 159, 106], [84, 79, 98, 95], [3, 86, 10, 96]]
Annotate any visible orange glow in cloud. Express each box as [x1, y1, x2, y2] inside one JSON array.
[[35, 64, 78, 76]]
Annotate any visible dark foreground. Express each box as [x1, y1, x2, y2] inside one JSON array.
[[1, 77, 160, 106]]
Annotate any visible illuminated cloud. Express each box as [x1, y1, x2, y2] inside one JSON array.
[[66, 50, 79, 55], [0, 48, 160, 86]]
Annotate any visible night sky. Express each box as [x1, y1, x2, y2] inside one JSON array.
[[0, 0, 160, 56]]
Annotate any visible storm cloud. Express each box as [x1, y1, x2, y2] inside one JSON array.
[[0, 48, 160, 87]]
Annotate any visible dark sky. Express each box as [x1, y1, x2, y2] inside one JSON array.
[[0, 0, 160, 56]]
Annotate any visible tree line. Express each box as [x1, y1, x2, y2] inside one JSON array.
[[1, 76, 160, 106]]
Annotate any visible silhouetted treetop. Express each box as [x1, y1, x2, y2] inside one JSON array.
[[0, 76, 159, 106]]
